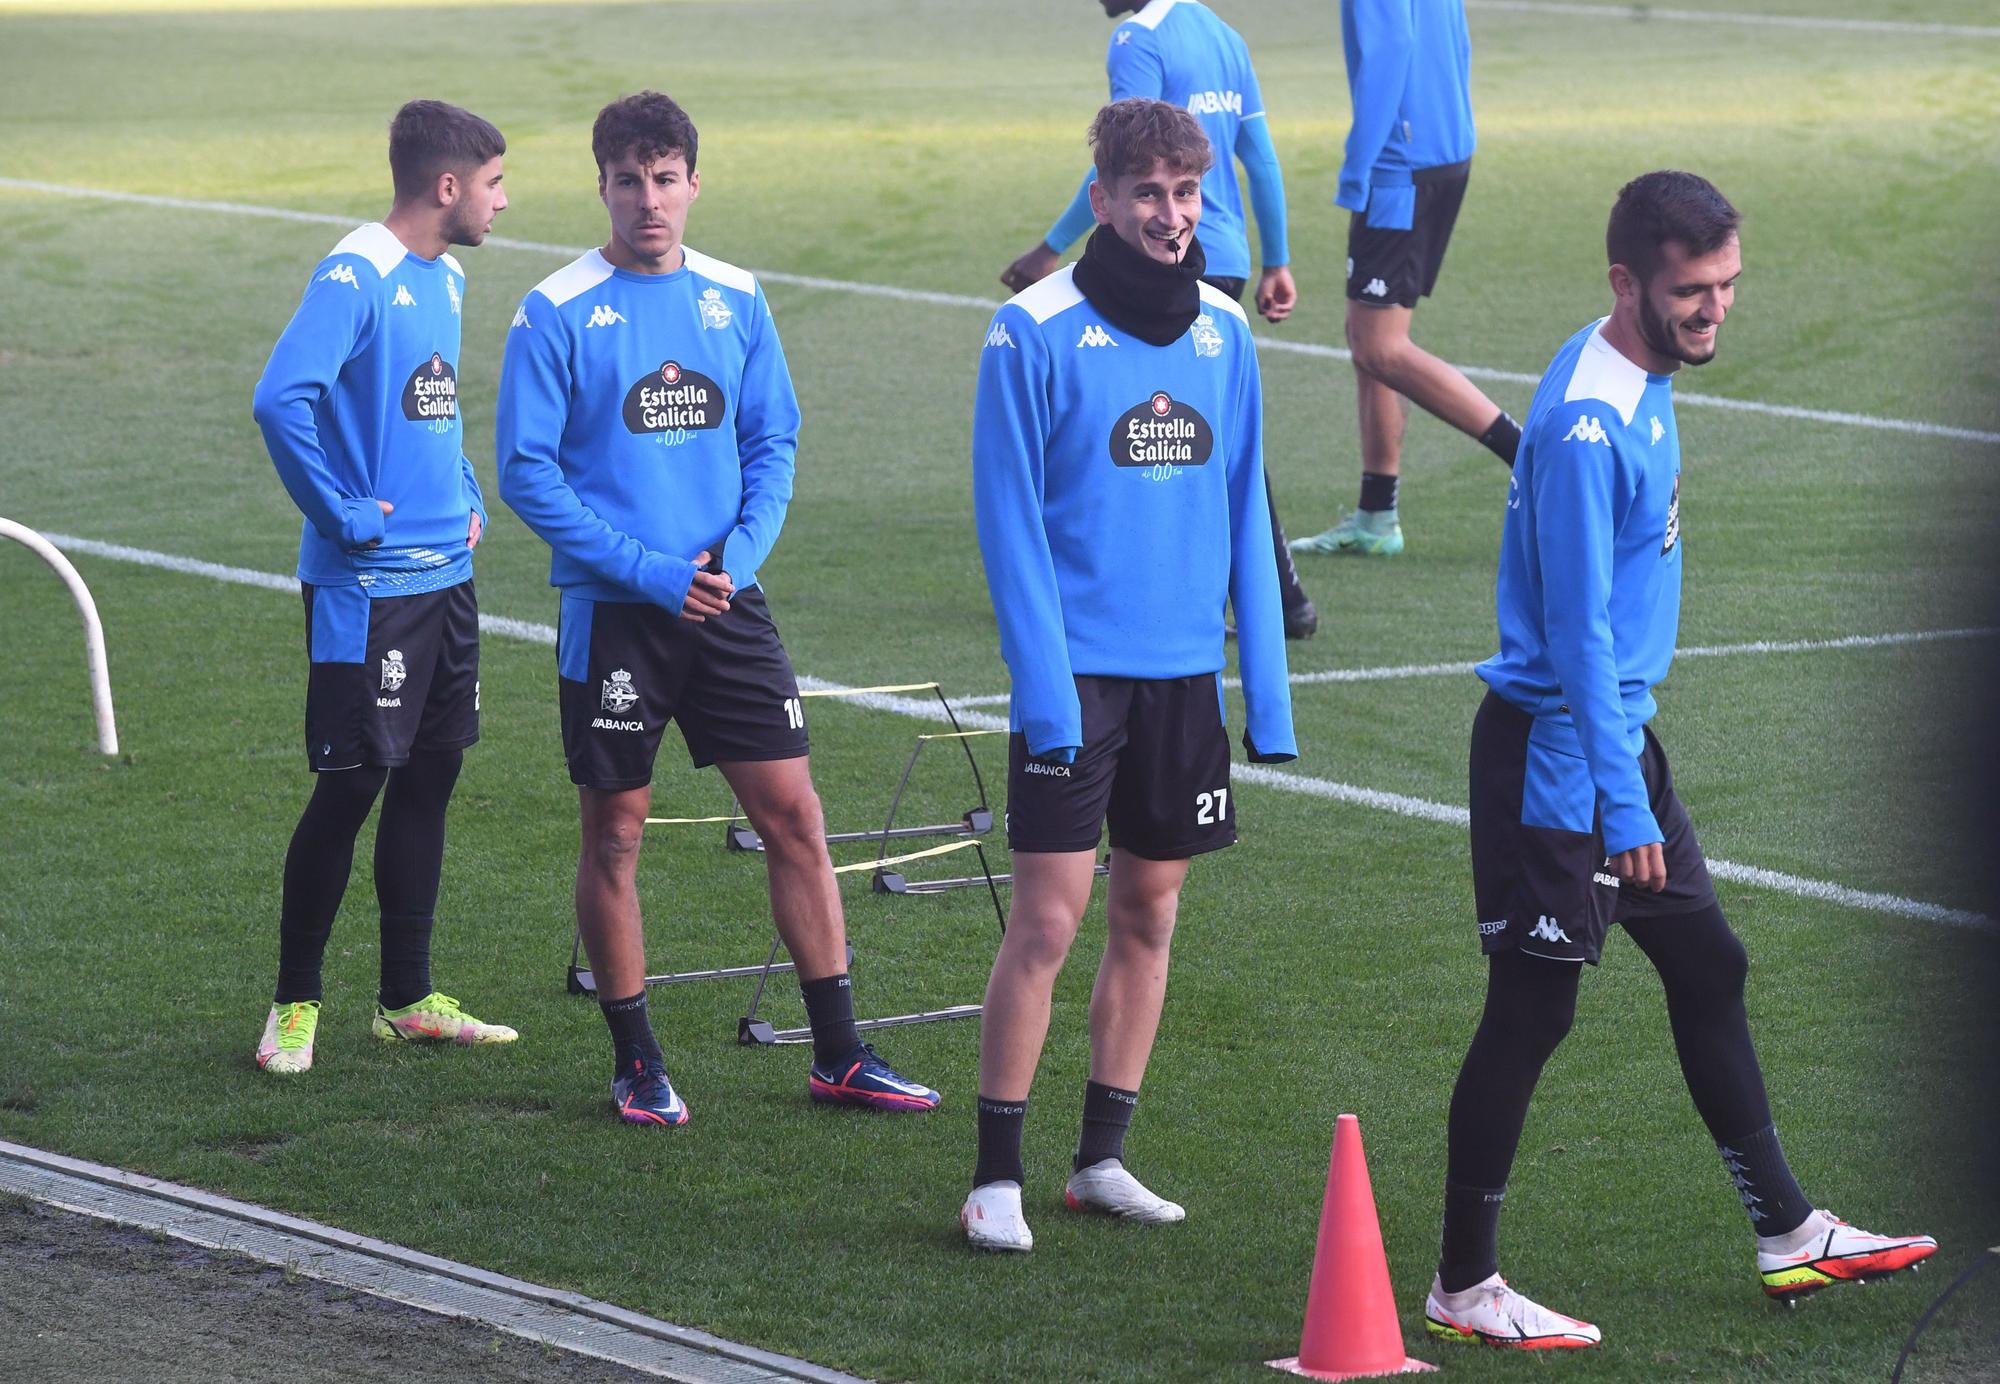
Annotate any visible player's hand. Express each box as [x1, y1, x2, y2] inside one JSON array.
[[466, 511, 483, 549], [1610, 841, 1667, 893], [680, 550, 734, 622], [364, 498, 394, 549], [1000, 243, 1060, 293], [1255, 266, 1297, 323]]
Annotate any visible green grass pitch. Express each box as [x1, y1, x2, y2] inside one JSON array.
[[2, 0, 1998, 1378]]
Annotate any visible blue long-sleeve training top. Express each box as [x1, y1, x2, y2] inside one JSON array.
[[252, 222, 484, 595], [972, 268, 1296, 763], [494, 247, 800, 612], [1045, 0, 1287, 282], [1336, 0, 1476, 230], [1478, 320, 1684, 855]]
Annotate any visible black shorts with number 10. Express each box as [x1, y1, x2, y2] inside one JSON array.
[[1005, 674, 1235, 861], [557, 587, 808, 791]]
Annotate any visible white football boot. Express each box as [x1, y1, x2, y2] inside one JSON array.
[[1063, 1159, 1186, 1224], [1424, 1273, 1601, 1349], [961, 1181, 1034, 1252]]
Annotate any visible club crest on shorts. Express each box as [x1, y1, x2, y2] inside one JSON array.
[[601, 668, 640, 714], [380, 649, 407, 692], [1189, 312, 1223, 358], [698, 286, 733, 330]]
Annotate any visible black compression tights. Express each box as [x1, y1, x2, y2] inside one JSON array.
[[273, 751, 464, 1005], [1447, 903, 1771, 1190]]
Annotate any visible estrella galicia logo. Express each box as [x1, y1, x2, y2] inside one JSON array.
[[1662, 472, 1681, 554], [1109, 391, 1213, 469], [401, 353, 458, 426], [623, 361, 725, 434]]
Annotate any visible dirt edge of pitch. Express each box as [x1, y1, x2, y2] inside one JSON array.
[[0, 1138, 870, 1384]]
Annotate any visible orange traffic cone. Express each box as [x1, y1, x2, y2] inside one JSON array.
[[1268, 1113, 1436, 1380]]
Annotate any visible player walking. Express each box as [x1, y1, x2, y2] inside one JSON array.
[[1427, 171, 1934, 1348]]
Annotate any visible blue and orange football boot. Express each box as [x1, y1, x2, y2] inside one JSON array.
[[808, 1044, 940, 1111], [612, 1055, 689, 1128]]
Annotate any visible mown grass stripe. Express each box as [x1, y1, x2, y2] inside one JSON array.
[[33, 531, 1991, 932], [3, 176, 1994, 446]]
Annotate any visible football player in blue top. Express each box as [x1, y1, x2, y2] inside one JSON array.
[[963, 99, 1296, 1252], [1425, 172, 1934, 1349], [251, 100, 516, 1079], [496, 92, 938, 1130], [1289, 0, 1522, 560], [1002, 0, 1318, 641]]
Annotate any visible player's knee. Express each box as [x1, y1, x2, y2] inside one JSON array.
[[1000, 908, 1081, 976], [1108, 901, 1178, 956], [309, 765, 388, 825], [1347, 328, 1407, 383], [585, 811, 647, 867], [752, 787, 827, 858]]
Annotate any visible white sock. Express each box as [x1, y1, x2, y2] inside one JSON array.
[[1757, 1208, 1832, 1254]]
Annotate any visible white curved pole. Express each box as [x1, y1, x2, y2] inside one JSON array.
[[0, 517, 119, 755]]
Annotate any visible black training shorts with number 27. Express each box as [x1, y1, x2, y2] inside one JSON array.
[[1005, 673, 1235, 862]]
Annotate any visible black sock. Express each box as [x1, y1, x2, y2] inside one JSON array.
[[377, 913, 435, 1011], [1439, 1179, 1507, 1293], [1358, 471, 1399, 513], [274, 767, 387, 1004], [600, 991, 664, 1070], [799, 972, 861, 1067], [1479, 410, 1522, 466], [1073, 1080, 1139, 1172], [1719, 1124, 1811, 1237], [973, 1096, 1028, 1188]]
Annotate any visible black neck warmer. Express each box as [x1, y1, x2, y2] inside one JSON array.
[[1070, 223, 1206, 346]]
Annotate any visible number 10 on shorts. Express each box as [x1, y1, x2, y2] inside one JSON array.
[[782, 696, 804, 730], [1196, 788, 1228, 825]]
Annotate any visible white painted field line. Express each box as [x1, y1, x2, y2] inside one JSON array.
[[5, 176, 1996, 447], [1466, 0, 2000, 41], [946, 626, 2000, 706], [35, 533, 1991, 932]]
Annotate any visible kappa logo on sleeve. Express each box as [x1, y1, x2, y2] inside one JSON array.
[[984, 322, 1016, 350], [320, 264, 360, 290], [510, 305, 531, 329], [1563, 415, 1610, 446]]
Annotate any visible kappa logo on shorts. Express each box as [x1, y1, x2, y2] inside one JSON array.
[[1528, 915, 1572, 944], [601, 668, 639, 714], [380, 649, 407, 692], [1364, 278, 1389, 299]]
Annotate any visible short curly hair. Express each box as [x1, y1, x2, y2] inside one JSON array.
[[592, 91, 699, 176], [1088, 98, 1212, 184]]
